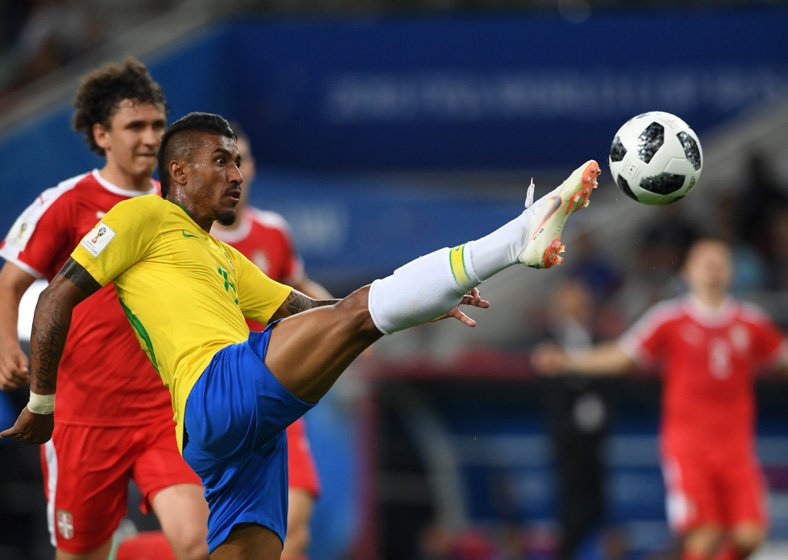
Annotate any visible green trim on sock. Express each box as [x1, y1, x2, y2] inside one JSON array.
[[449, 244, 471, 289]]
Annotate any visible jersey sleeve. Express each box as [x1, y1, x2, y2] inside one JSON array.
[[225, 243, 293, 325], [618, 302, 673, 367], [251, 208, 305, 284], [743, 304, 787, 368], [277, 224, 305, 285], [70, 197, 161, 287], [0, 190, 78, 279]]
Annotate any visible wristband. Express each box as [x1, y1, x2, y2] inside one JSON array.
[[27, 391, 55, 415]]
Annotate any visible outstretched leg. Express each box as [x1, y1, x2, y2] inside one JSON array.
[[265, 160, 600, 402], [205, 160, 600, 559]]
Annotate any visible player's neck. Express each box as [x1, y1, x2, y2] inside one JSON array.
[[98, 164, 153, 192], [692, 290, 727, 309]]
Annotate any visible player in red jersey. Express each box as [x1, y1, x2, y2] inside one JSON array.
[[212, 126, 328, 560], [0, 59, 209, 560], [533, 238, 788, 560]]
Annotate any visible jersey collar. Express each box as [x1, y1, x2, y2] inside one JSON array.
[[683, 294, 737, 327], [92, 169, 158, 197]]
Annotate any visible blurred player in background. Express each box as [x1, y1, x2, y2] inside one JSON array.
[[533, 238, 788, 560], [534, 278, 617, 560], [0, 59, 209, 560], [3, 112, 601, 559], [212, 124, 327, 560]]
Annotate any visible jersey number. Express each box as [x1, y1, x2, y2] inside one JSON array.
[[708, 337, 732, 379], [217, 265, 239, 305]]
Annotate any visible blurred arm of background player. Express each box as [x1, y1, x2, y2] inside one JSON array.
[[532, 339, 634, 377], [0, 262, 36, 389]]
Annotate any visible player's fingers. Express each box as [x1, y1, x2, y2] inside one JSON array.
[[450, 308, 477, 327], [0, 427, 18, 439], [460, 294, 490, 308], [4, 376, 29, 390]]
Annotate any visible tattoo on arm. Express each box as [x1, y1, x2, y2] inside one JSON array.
[[29, 259, 100, 393], [278, 290, 338, 318], [30, 295, 71, 392]]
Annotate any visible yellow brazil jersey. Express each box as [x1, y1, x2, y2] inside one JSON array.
[[71, 194, 292, 451]]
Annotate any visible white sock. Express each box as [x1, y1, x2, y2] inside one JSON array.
[[465, 209, 530, 280], [368, 246, 480, 334], [367, 205, 535, 335]]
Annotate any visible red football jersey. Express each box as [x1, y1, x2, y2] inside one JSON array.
[[620, 295, 785, 453], [0, 171, 172, 426]]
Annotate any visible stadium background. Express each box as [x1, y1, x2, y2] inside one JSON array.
[[0, 1, 787, 559]]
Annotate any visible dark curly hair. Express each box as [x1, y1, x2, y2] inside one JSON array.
[[72, 58, 168, 156], [157, 112, 236, 198]]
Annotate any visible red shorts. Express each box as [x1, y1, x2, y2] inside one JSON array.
[[287, 417, 320, 497], [661, 446, 767, 533], [40, 419, 201, 554]]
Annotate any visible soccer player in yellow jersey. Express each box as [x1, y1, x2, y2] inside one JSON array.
[[2, 112, 600, 560]]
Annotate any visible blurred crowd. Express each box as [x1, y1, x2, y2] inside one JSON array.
[[0, 0, 776, 106], [0, 0, 178, 100]]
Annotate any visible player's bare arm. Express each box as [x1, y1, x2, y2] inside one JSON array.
[[33, 260, 98, 388], [0, 258, 100, 443], [0, 262, 36, 389], [271, 290, 339, 321], [532, 341, 635, 376]]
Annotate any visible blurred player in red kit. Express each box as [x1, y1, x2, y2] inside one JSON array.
[[533, 238, 788, 560], [212, 124, 328, 560], [0, 59, 209, 560]]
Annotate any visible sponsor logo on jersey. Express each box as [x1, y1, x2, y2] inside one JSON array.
[[80, 222, 116, 256], [4, 216, 35, 251], [182, 230, 198, 238], [57, 509, 74, 539]]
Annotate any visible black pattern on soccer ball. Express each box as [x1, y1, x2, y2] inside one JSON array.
[[640, 173, 685, 195], [610, 136, 627, 162], [616, 176, 639, 201], [637, 122, 664, 164], [677, 132, 702, 171]]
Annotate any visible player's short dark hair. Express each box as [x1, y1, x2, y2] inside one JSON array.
[[72, 57, 167, 156], [157, 112, 236, 198]]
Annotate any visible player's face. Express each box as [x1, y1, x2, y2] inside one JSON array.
[[235, 136, 256, 208], [186, 133, 243, 226], [95, 100, 166, 188], [683, 241, 732, 295]]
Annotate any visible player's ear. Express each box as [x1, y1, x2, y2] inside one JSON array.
[[93, 122, 110, 151], [168, 159, 188, 188]]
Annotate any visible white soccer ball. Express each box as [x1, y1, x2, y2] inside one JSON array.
[[608, 111, 703, 205]]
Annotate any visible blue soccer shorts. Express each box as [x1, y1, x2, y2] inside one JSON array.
[[182, 324, 315, 552]]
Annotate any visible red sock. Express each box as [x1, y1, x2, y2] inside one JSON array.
[[116, 531, 177, 560], [682, 551, 708, 560]]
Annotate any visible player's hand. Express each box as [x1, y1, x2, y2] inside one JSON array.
[[0, 406, 54, 444], [0, 343, 30, 390], [531, 343, 568, 374], [432, 288, 491, 328]]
